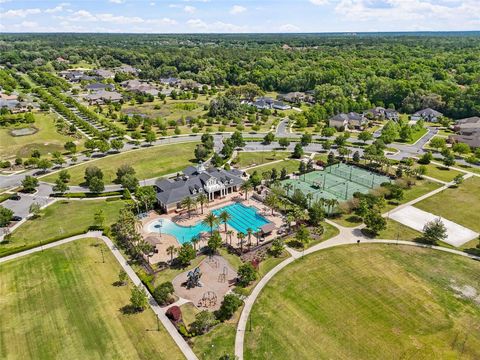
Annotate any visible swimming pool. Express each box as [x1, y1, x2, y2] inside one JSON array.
[[147, 202, 271, 245]]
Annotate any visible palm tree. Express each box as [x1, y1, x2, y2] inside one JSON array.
[[218, 210, 231, 233], [286, 213, 295, 232], [202, 212, 218, 236], [191, 235, 201, 251], [283, 183, 293, 197], [247, 228, 253, 248], [226, 230, 234, 245], [264, 193, 278, 216], [237, 232, 245, 253], [306, 193, 313, 208], [181, 197, 195, 218], [166, 245, 177, 263], [197, 193, 208, 214], [240, 181, 253, 200]]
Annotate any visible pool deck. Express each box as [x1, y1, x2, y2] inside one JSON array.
[[141, 192, 285, 264]]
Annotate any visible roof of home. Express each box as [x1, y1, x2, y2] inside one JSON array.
[[94, 69, 115, 78], [413, 108, 443, 117], [84, 90, 122, 101], [456, 116, 480, 125], [85, 82, 114, 91], [155, 165, 244, 206], [0, 98, 19, 109], [330, 112, 364, 122]]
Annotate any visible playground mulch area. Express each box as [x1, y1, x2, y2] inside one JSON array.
[[282, 163, 391, 202], [172, 255, 238, 311]]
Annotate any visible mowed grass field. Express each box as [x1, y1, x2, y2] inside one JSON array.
[[235, 151, 291, 168], [415, 176, 480, 233], [0, 239, 183, 360], [0, 112, 82, 159], [42, 142, 198, 185], [0, 199, 127, 257], [244, 245, 480, 360], [246, 159, 300, 176]]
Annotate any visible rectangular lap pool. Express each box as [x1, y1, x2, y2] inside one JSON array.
[[147, 202, 271, 244]]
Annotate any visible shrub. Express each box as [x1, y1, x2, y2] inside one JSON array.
[[166, 306, 182, 322], [153, 281, 174, 306], [237, 263, 257, 287], [215, 294, 243, 321]]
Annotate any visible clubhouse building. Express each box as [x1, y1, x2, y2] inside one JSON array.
[[154, 163, 244, 213]]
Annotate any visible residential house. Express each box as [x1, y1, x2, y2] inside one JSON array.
[[154, 163, 244, 213], [121, 79, 159, 96], [251, 96, 290, 110], [449, 116, 480, 148], [115, 65, 139, 75], [279, 91, 315, 105], [411, 108, 443, 122], [329, 112, 366, 129], [272, 100, 291, 110], [366, 107, 399, 121], [85, 82, 115, 92], [56, 57, 69, 63], [59, 70, 97, 83], [84, 90, 122, 105], [94, 69, 115, 79], [160, 77, 180, 86], [0, 93, 29, 113]]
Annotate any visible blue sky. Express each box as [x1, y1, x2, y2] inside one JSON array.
[[1, 0, 479, 33]]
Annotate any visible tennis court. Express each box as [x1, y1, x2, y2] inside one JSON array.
[[282, 163, 391, 202]]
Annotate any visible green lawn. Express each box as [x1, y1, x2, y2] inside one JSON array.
[[0, 199, 127, 257], [235, 151, 290, 169], [0, 112, 83, 159], [286, 221, 340, 249], [0, 239, 183, 360], [376, 219, 422, 241], [417, 163, 464, 183], [246, 159, 300, 176], [395, 127, 428, 144], [244, 244, 480, 360], [415, 176, 480, 233], [42, 142, 198, 185]]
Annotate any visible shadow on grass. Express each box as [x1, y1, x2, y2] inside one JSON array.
[[120, 304, 143, 315]]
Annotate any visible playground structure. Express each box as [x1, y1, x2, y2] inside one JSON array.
[[172, 254, 238, 311], [186, 267, 202, 289], [282, 163, 391, 202], [198, 291, 218, 308]]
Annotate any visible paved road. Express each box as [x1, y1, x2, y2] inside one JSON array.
[[1, 183, 54, 218], [0, 231, 198, 360]]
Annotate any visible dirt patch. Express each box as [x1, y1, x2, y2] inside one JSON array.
[[450, 281, 480, 306], [9, 127, 38, 137]]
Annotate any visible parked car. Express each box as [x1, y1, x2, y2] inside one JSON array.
[[11, 215, 22, 222], [10, 193, 21, 200]]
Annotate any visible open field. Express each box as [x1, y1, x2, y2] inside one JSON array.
[[415, 176, 480, 233], [377, 218, 422, 241], [0, 239, 183, 360], [0, 199, 127, 257], [244, 244, 480, 360], [235, 151, 291, 168], [246, 159, 299, 176], [395, 127, 428, 144], [417, 163, 464, 183], [42, 142, 198, 185], [0, 112, 83, 159]]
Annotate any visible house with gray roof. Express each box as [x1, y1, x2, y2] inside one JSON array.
[[453, 116, 480, 132], [84, 90, 122, 105], [329, 112, 366, 130], [85, 82, 115, 92], [411, 108, 443, 122], [154, 163, 244, 213]]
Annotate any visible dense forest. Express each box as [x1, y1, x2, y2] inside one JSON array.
[[1, 33, 479, 118]]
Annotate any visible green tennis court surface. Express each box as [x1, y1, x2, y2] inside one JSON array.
[[282, 163, 391, 201]]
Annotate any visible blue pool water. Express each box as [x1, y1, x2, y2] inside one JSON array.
[[147, 203, 271, 245]]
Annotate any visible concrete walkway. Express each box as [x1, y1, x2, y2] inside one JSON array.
[[0, 232, 198, 360], [234, 222, 480, 359]]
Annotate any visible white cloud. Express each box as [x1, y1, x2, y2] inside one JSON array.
[[279, 23, 300, 32], [230, 5, 246, 14], [149, 2, 156, 5], [1, 8, 41, 18], [184, 5, 196, 13], [187, 18, 248, 32], [65, 10, 176, 26], [109, 0, 125, 4], [309, 0, 329, 5], [45, 3, 70, 14], [335, 0, 480, 26]]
